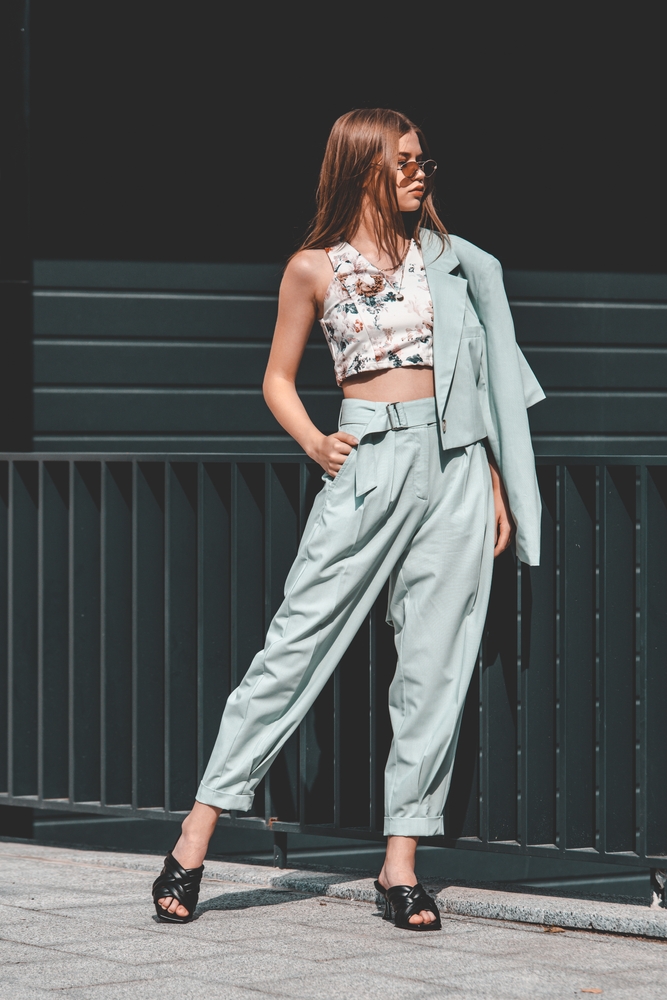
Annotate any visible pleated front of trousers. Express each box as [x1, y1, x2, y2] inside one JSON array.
[[197, 396, 496, 836]]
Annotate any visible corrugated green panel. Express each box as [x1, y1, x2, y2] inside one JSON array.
[[35, 293, 667, 346], [33, 260, 283, 292], [533, 437, 667, 456], [524, 347, 667, 389], [30, 260, 667, 457], [529, 393, 667, 433], [33, 291, 279, 340], [34, 388, 342, 434], [34, 261, 667, 302], [34, 341, 333, 387], [513, 303, 667, 344], [505, 270, 667, 302]]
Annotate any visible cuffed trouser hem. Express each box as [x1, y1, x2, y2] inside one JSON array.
[[195, 783, 253, 812], [383, 817, 444, 837]]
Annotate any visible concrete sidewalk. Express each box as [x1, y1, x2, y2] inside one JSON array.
[[0, 842, 665, 999]]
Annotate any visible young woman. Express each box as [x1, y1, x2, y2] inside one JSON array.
[[152, 108, 544, 931]]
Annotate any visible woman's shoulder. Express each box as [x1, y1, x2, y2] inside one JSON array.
[[281, 249, 333, 299], [284, 248, 331, 281]]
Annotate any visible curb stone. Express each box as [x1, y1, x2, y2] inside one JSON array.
[[1, 840, 666, 939]]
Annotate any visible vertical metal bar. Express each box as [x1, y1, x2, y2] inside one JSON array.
[[479, 637, 489, 845], [163, 461, 171, 815], [69, 463, 101, 805], [35, 462, 68, 802], [555, 464, 564, 856], [133, 461, 165, 810], [264, 462, 273, 633], [230, 462, 239, 691], [298, 713, 307, 826], [0, 461, 8, 795], [197, 461, 205, 783], [263, 460, 273, 826], [561, 464, 596, 852], [131, 460, 138, 811], [297, 460, 308, 825], [37, 461, 44, 803], [7, 461, 14, 798], [595, 464, 602, 857], [333, 664, 341, 830], [636, 464, 647, 861], [600, 463, 636, 857], [642, 465, 667, 860], [369, 599, 378, 832], [99, 461, 107, 806], [166, 462, 199, 815], [67, 460, 74, 805], [516, 551, 525, 848], [198, 460, 231, 788], [9, 461, 39, 799], [101, 462, 132, 806]]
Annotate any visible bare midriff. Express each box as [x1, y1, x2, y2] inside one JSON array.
[[341, 365, 435, 402]]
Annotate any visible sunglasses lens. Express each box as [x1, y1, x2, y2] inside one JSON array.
[[421, 160, 437, 177]]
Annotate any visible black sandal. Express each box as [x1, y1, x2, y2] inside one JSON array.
[[152, 851, 204, 924], [374, 880, 442, 931]]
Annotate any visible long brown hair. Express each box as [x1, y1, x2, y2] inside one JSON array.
[[296, 108, 447, 268]]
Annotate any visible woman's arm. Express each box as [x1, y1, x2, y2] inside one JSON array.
[[484, 442, 513, 557], [263, 252, 358, 477]]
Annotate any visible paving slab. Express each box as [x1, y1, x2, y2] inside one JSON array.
[[0, 841, 665, 1000]]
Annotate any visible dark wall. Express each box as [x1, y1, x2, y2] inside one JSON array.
[[0, 0, 32, 450], [30, 3, 666, 271]]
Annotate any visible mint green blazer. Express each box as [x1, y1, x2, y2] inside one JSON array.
[[421, 230, 545, 566]]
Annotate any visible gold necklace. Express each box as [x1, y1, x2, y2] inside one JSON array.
[[361, 240, 411, 301]]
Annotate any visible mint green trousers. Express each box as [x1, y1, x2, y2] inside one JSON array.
[[197, 396, 495, 836]]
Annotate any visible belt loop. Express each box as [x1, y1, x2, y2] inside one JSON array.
[[386, 401, 407, 430]]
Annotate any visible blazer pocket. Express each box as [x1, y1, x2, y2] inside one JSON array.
[[462, 326, 484, 384]]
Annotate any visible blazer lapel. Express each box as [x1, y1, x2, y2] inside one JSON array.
[[421, 231, 468, 420]]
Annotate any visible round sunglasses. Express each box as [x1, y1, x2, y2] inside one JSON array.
[[398, 159, 437, 179]]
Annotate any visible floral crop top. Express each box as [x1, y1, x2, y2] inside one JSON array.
[[320, 240, 434, 386]]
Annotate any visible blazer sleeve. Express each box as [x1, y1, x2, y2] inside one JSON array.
[[517, 345, 546, 408], [473, 259, 544, 565]]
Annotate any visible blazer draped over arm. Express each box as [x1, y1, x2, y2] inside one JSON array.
[[421, 230, 545, 566]]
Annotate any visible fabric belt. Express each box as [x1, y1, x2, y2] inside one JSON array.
[[338, 397, 439, 496]]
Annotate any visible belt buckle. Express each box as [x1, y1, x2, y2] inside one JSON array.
[[386, 402, 405, 430]]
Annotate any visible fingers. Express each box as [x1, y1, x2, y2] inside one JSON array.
[[324, 432, 358, 477], [494, 514, 512, 557]]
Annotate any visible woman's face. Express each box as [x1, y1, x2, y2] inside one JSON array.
[[396, 130, 427, 212]]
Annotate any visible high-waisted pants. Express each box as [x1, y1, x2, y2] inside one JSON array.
[[197, 396, 496, 836]]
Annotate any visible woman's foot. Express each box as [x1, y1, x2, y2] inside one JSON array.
[[157, 802, 221, 918], [377, 835, 436, 926]]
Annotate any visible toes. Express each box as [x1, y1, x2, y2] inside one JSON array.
[[408, 910, 436, 925], [157, 895, 189, 918]]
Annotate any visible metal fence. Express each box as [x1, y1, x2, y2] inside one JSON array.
[[1, 453, 666, 872]]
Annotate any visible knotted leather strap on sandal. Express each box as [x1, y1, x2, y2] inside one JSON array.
[[152, 851, 204, 924], [385, 882, 442, 931]]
